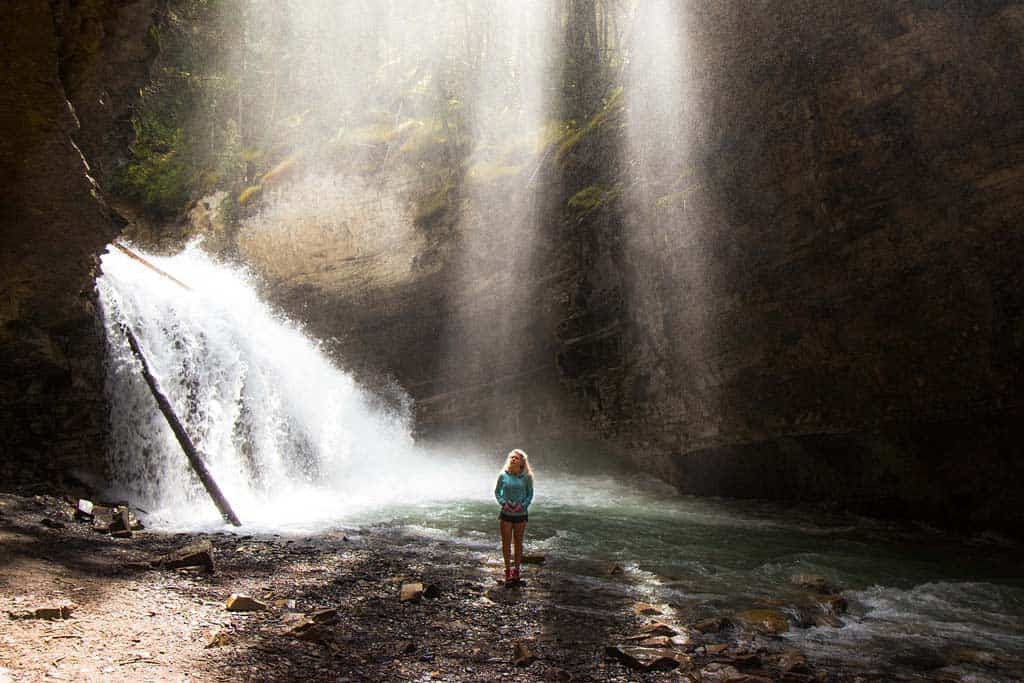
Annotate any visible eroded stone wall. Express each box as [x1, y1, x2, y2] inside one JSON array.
[[0, 0, 158, 488]]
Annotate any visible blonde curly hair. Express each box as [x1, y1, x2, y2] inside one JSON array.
[[503, 448, 533, 479]]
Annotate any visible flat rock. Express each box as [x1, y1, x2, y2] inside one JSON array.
[[40, 517, 65, 529], [736, 609, 789, 634], [8, 605, 73, 620], [226, 594, 267, 612], [400, 582, 424, 603], [638, 621, 678, 637], [157, 540, 215, 572], [605, 645, 691, 672], [633, 602, 663, 616]]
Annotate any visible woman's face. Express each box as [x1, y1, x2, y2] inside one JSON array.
[[509, 453, 524, 474]]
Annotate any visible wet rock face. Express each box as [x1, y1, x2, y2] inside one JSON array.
[[558, 1, 1024, 531], [0, 1, 158, 487]]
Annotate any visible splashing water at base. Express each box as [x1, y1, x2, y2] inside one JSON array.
[[98, 241, 494, 531]]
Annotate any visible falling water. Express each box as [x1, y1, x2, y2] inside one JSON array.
[[97, 242, 491, 531]]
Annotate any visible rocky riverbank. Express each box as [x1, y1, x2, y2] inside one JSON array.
[[0, 492, 876, 682]]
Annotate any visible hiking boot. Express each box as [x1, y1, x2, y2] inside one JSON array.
[[504, 567, 513, 582], [511, 566, 520, 582]]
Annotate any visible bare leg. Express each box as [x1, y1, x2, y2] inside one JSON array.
[[512, 521, 526, 571], [500, 520, 513, 570]]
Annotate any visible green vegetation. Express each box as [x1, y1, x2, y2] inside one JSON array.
[[555, 85, 624, 165]]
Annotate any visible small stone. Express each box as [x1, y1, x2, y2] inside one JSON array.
[[780, 649, 810, 674], [818, 595, 847, 614], [287, 621, 332, 642], [521, 554, 545, 565], [633, 602, 663, 616], [9, 605, 73, 620], [705, 643, 730, 655], [205, 629, 232, 648], [309, 608, 339, 624], [513, 641, 536, 667], [607, 564, 624, 575], [736, 609, 789, 634], [226, 594, 267, 611], [40, 517, 65, 529], [637, 636, 672, 647], [272, 599, 297, 610], [605, 645, 689, 672], [157, 540, 215, 572], [400, 582, 424, 603], [75, 499, 94, 518], [639, 621, 678, 637], [692, 617, 728, 634]]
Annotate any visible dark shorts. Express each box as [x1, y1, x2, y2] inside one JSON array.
[[499, 512, 528, 523]]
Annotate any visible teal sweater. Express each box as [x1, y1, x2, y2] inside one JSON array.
[[494, 471, 533, 517]]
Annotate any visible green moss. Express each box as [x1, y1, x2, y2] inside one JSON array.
[[567, 185, 606, 214], [567, 183, 621, 217], [555, 85, 624, 165]]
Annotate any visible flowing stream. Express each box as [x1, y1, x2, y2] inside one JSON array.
[[97, 243, 1024, 679]]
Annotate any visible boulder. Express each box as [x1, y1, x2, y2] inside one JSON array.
[[226, 594, 267, 611], [736, 609, 789, 635]]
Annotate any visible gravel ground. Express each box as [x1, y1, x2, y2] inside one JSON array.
[[1, 492, 843, 682]]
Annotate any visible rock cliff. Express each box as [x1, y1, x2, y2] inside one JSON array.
[[238, 1, 1024, 531], [0, 0, 158, 487]]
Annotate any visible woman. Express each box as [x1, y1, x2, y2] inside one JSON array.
[[494, 448, 533, 583]]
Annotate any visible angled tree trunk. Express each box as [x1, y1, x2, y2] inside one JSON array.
[[121, 322, 242, 527]]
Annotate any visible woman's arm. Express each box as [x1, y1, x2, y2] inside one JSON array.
[[494, 474, 506, 505], [522, 475, 533, 508]]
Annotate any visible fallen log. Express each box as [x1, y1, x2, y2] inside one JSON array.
[[120, 322, 241, 526], [112, 242, 193, 291]]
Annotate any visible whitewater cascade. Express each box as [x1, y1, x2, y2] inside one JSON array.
[[97, 242, 483, 530]]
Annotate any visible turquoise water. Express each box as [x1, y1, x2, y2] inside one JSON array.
[[342, 471, 1024, 679]]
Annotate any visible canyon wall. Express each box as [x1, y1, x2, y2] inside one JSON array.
[[240, 1, 1024, 531], [0, 0, 158, 488], [558, 0, 1024, 530]]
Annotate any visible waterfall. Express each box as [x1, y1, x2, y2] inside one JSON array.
[[97, 241, 482, 530]]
